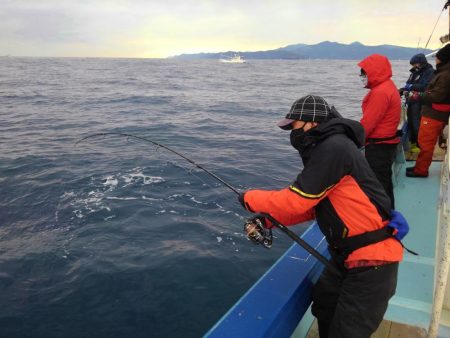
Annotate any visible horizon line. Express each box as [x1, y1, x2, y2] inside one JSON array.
[[0, 40, 438, 59]]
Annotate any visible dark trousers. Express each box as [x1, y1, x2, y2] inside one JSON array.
[[311, 260, 398, 338], [407, 103, 422, 144], [365, 143, 397, 209]]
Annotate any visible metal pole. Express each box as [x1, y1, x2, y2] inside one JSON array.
[[426, 217, 450, 337], [427, 7, 450, 337], [427, 117, 450, 338], [446, 1, 450, 37]]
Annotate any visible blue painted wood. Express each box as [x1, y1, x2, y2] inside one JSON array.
[[204, 223, 327, 338]]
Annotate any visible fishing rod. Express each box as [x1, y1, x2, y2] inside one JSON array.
[[76, 132, 335, 272], [423, 1, 449, 50]]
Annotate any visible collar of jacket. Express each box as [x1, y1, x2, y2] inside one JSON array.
[[296, 118, 365, 160], [436, 61, 450, 73], [410, 63, 433, 74]]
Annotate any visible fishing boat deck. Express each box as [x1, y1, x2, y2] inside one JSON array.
[[306, 318, 427, 337]]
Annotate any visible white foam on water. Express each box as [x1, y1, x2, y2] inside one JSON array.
[[122, 168, 164, 186], [142, 195, 162, 201], [102, 175, 118, 190], [167, 193, 208, 206], [189, 196, 204, 204], [69, 189, 112, 219], [61, 191, 75, 198], [65, 168, 165, 221], [216, 236, 222, 243]]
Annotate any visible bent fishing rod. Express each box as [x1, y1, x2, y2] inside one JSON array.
[[76, 132, 334, 272]]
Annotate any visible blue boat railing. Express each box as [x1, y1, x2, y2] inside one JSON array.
[[204, 223, 327, 338]]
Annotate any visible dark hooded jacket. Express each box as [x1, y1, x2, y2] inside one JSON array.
[[404, 54, 434, 92], [358, 54, 401, 144], [242, 118, 403, 265], [421, 61, 450, 121]]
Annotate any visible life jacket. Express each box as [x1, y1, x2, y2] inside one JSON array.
[[331, 210, 414, 260]]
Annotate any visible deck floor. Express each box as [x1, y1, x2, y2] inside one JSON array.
[[306, 319, 427, 338]]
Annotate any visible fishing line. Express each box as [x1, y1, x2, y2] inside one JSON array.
[[76, 132, 241, 194], [76, 132, 336, 272]]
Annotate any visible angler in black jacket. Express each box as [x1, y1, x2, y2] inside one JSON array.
[[239, 95, 403, 338], [399, 53, 434, 148]]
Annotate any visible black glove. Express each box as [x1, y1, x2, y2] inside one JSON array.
[[238, 192, 246, 209]]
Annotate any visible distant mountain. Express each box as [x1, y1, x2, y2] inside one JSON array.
[[171, 41, 433, 60]]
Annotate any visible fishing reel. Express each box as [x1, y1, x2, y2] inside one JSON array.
[[244, 216, 273, 249]]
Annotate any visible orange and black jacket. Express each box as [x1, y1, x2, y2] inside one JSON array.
[[241, 118, 403, 265]]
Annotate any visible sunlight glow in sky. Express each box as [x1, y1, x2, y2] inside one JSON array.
[[1, 0, 449, 58]]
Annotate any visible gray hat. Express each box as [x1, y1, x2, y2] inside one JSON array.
[[278, 95, 338, 130]]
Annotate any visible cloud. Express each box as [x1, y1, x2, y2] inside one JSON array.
[[0, 0, 447, 57], [0, 2, 83, 43]]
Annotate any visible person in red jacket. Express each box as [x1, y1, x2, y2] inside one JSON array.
[[358, 54, 401, 209], [239, 95, 405, 338]]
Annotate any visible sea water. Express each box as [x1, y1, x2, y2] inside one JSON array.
[[0, 57, 410, 338]]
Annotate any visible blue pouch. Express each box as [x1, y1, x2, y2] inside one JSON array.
[[388, 210, 409, 241]]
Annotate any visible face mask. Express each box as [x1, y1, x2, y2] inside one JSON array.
[[290, 128, 307, 151], [360, 75, 368, 87]]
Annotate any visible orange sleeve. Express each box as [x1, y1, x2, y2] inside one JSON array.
[[243, 187, 316, 226]]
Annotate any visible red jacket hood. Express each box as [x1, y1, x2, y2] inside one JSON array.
[[358, 54, 392, 88]]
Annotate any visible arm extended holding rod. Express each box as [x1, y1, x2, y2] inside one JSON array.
[[245, 213, 337, 274]]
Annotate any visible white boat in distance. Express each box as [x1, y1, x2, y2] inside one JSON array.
[[219, 54, 246, 63]]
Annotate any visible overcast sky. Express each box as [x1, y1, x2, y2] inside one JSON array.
[[1, 0, 448, 58]]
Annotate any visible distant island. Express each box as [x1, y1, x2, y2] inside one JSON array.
[[171, 41, 433, 60]]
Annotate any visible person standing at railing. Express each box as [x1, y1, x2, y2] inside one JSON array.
[[239, 95, 405, 338], [358, 54, 401, 209], [399, 53, 435, 153], [406, 43, 450, 177]]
